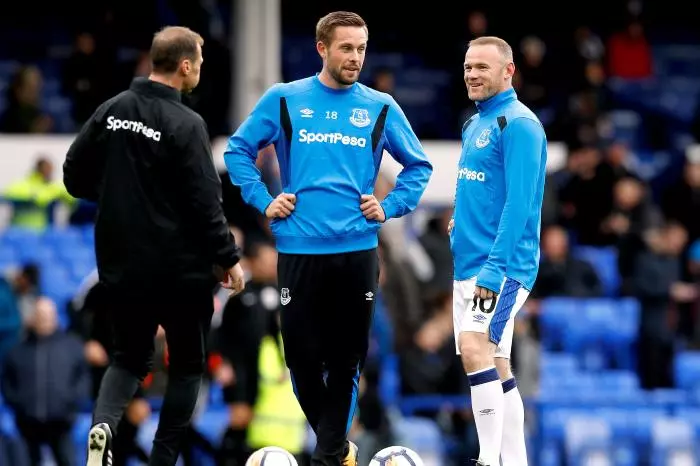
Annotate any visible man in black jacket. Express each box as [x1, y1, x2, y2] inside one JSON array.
[[62, 25, 244, 466]]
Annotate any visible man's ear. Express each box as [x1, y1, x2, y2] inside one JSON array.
[[180, 59, 191, 76], [316, 41, 327, 60]]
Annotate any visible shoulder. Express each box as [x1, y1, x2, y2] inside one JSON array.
[[354, 83, 397, 108], [273, 78, 315, 98], [169, 102, 207, 134], [501, 101, 544, 133]]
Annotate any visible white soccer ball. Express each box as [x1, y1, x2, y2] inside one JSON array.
[[370, 446, 424, 466], [245, 446, 299, 466]]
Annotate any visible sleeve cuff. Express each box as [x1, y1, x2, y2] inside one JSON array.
[[252, 191, 275, 216], [476, 266, 504, 294], [380, 198, 397, 221]]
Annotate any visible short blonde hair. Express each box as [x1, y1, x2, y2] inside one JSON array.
[[468, 36, 514, 63]]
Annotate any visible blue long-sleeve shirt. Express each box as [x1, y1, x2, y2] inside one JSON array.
[[450, 88, 547, 292], [224, 75, 433, 254]]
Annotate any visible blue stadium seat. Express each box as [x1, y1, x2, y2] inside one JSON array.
[[564, 416, 614, 466], [674, 351, 700, 391], [650, 417, 697, 465], [0, 244, 17, 269], [540, 352, 579, 376], [538, 442, 562, 466], [193, 408, 230, 444], [42, 227, 84, 249], [55, 244, 96, 265], [573, 246, 620, 297], [393, 416, 445, 465], [539, 297, 580, 351], [1, 227, 41, 252], [561, 298, 639, 370], [17, 244, 55, 265]]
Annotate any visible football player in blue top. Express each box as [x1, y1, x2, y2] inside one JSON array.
[[450, 36, 547, 466], [224, 11, 432, 466]]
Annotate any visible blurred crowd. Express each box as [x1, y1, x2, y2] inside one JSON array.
[[1, 1, 700, 465]]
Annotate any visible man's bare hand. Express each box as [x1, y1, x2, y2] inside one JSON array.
[[265, 193, 296, 219], [221, 262, 245, 296], [474, 285, 496, 300], [360, 194, 386, 222], [448, 218, 454, 234]]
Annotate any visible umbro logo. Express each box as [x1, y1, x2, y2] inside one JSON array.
[[300, 108, 314, 118], [280, 288, 291, 306], [365, 291, 374, 301]]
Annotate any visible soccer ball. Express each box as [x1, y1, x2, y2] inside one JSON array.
[[245, 446, 299, 466], [370, 446, 424, 466]]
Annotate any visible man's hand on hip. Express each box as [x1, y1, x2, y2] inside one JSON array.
[[265, 192, 296, 219], [474, 285, 496, 300], [360, 194, 386, 222], [221, 262, 245, 296]]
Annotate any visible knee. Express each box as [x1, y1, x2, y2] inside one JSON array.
[[168, 354, 206, 377], [458, 333, 491, 372], [114, 353, 154, 381]]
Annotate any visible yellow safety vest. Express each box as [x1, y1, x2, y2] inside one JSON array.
[[3, 173, 76, 230], [246, 333, 307, 453]]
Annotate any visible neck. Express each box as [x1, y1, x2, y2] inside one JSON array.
[[149, 72, 183, 92], [318, 69, 351, 90]]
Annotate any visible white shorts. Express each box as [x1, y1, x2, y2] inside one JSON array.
[[453, 276, 530, 358]]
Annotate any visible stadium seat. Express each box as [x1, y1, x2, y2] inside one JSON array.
[[41, 226, 83, 249], [193, 408, 230, 445], [573, 246, 620, 297], [562, 298, 640, 370], [674, 351, 700, 391], [650, 417, 697, 465], [540, 352, 579, 376], [539, 297, 580, 351], [0, 244, 17, 269], [564, 416, 614, 466], [393, 416, 445, 465]]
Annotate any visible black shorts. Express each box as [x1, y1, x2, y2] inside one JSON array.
[[277, 248, 379, 371]]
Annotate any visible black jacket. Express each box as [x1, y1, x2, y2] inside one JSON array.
[[63, 78, 240, 289], [1, 331, 89, 422]]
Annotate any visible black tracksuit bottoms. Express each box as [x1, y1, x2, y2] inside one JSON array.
[[92, 282, 214, 466], [277, 248, 379, 466]]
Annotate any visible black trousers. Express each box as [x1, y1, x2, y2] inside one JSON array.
[[15, 417, 74, 466], [92, 282, 215, 466], [277, 248, 378, 466]]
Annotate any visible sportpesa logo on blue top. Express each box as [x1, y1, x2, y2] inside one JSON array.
[[298, 129, 367, 147], [457, 167, 486, 182]]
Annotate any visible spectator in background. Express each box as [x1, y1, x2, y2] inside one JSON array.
[[559, 145, 617, 245], [603, 177, 663, 294], [633, 222, 689, 388], [1, 297, 89, 466], [11, 263, 40, 326], [661, 148, 700, 246], [0, 65, 53, 133], [607, 18, 653, 80], [515, 36, 553, 121], [530, 225, 603, 301], [62, 32, 108, 127], [3, 157, 76, 231], [0, 273, 20, 366], [368, 67, 396, 97]]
